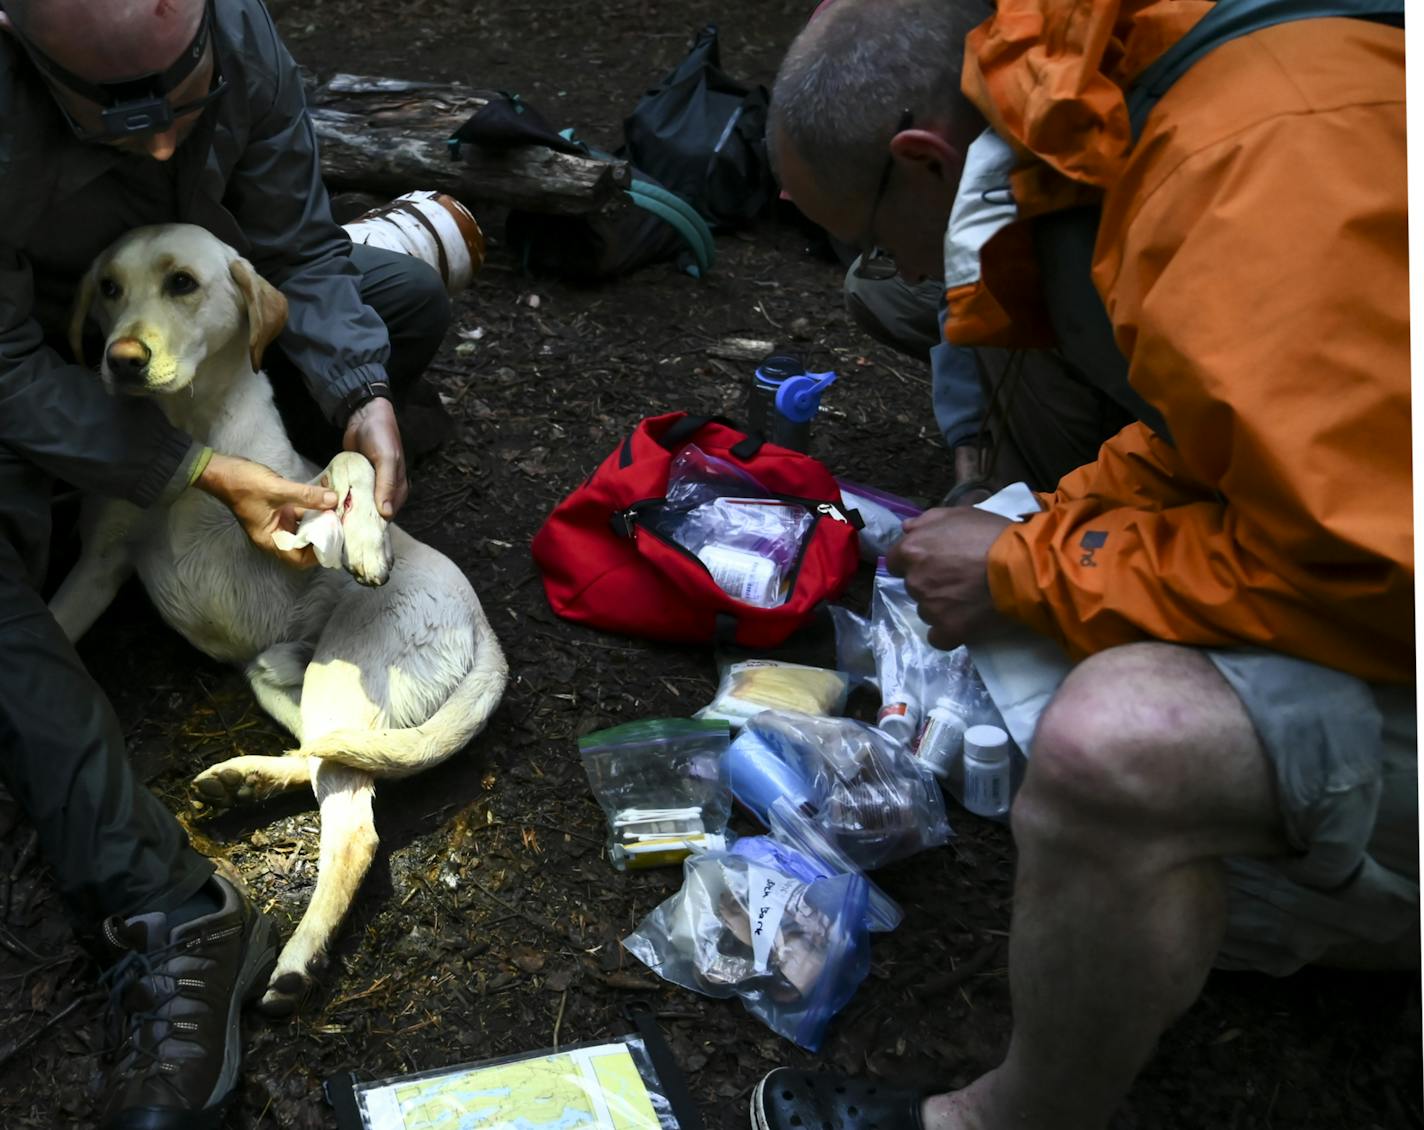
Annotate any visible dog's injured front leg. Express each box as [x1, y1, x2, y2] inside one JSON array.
[[259, 758, 378, 1017], [320, 451, 392, 587]]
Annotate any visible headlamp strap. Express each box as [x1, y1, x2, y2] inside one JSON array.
[[20, 0, 211, 107]]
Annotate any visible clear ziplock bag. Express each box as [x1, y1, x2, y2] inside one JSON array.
[[623, 838, 870, 1051], [767, 796, 902, 931], [646, 445, 815, 608], [579, 718, 731, 870], [662, 443, 768, 510], [835, 478, 923, 561], [732, 710, 952, 870], [868, 562, 961, 742], [866, 565, 1026, 819], [828, 603, 878, 689]]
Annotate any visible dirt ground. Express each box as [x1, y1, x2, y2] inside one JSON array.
[[1, 1, 1420, 1127]]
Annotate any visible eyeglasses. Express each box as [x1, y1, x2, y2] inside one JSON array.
[[852, 108, 914, 282], [12, 0, 227, 143]]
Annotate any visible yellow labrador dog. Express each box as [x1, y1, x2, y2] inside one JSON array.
[[52, 224, 508, 1015]]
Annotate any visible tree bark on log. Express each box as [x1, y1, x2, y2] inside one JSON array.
[[306, 73, 631, 215]]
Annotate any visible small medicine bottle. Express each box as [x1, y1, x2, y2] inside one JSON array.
[[915, 698, 968, 779], [696, 544, 779, 607], [961, 724, 1012, 818], [876, 691, 921, 745]]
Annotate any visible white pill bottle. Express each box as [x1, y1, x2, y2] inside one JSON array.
[[960, 724, 1012, 819]]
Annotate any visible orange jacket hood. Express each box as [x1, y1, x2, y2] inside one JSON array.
[[943, 0, 1216, 348], [962, 0, 1212, 199]]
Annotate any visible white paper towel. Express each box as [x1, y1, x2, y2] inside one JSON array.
[[967, 483, 1075, 755], [271, 509, 344, 568]]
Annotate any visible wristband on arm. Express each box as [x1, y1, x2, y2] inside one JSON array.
[[186, 445, 215, 487], [339, 380, 392, 426]]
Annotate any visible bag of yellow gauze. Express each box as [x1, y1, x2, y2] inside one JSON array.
[[696, 659, 850, 728]]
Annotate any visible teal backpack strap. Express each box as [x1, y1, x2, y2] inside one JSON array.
[[626, 180, 716, 273], [561, 129, 716, 276], [1127, 0, 1405, 138]]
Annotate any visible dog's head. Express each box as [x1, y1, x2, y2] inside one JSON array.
[[68, 223, 288, 394]]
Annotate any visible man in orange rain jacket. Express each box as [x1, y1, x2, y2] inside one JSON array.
[[757, 1, 1413, 1128]]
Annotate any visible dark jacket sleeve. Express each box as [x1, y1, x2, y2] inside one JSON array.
[[220, 2, 390, 427], [0, 245, 200, 507]]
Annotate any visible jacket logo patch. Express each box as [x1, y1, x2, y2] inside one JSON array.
[[1079, 530, 1108, 567]]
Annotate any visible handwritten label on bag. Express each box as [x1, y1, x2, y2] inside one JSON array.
[[747, 864, 802, 973]]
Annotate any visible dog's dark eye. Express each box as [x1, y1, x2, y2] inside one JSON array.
[[167, 271, 199, 296], [98, 277, 121, 300]]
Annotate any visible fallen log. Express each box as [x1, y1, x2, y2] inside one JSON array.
[[306, 73, 632, 216]]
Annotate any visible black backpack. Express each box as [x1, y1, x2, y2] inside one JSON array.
[[448, 25, 773, 279], [450, 94, 715, 281], [622, 24, 774, 229]]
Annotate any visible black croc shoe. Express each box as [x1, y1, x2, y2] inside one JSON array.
[[751, 1067, 926, 1130], [97, 874, 277, 1130]]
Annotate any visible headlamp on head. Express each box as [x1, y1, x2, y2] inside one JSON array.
[[9, 0, 225, 141]]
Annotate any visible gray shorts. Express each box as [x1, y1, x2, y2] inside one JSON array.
[[1208, 650, 1419, 975], [970, 628, 1418, 975]]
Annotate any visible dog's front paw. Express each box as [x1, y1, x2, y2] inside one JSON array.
[[324, 452, 392, 587], [342, 507, 391, 587]]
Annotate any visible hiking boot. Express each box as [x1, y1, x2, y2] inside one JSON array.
[[97, 873, 277, 1130]]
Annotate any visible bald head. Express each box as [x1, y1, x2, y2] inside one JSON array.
[[4, 0, 205, 81], [770, 0, 993, 198]]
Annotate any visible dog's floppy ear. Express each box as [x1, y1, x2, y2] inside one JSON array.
[[67, 266, 98, 367], [228, 257, 288, 371]]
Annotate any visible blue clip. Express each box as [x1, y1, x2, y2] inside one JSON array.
[[774, 370, 838, 424]]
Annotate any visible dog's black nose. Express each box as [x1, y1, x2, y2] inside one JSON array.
[[105, 338, 151, 383]]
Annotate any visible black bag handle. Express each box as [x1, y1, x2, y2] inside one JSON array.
[[622, 1001, 706, 1130], [657, 413, 764, 459]]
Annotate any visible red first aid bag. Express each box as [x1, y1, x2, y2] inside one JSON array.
[[531, 413, 863, 647]]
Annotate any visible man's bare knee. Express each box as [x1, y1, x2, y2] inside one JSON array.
[[1019, 643, 1281, 854]]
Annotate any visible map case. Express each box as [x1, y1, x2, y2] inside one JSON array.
[[326, 1033, 693, 1130]]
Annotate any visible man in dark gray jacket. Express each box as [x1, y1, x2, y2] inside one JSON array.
[[0, 0, 452, 1125]]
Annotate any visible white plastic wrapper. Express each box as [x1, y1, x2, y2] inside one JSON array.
[[696, 659, 849, 728], [966, 482, 1076, 754]]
